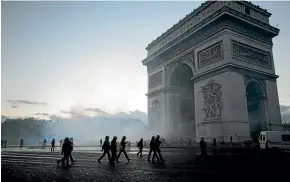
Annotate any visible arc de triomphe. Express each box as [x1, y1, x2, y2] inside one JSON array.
[[142, 1, 283, 141]]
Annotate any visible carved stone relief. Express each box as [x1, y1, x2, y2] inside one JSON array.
[[150, 100, 161, 126], [200, 79, 223, 121], [147, 18, 272, 71], [149, 71, 163, 89], [180, 51, 195, 70], [147, 1, 270, 56], [198, 42, 223, 69], [232, 41, 271, 68]]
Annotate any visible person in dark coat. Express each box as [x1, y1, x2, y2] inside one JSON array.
[[147, 136, 159, 162], [152, 135, 165, 163], [51, 138, 55, 152], [20, 138, 24, 148], [116, 136, 131, 162], [110, 136, 118, 166], [137, 138, 144, 157], [57, 137, 72, 167], [100, 138, 103, 148], [98, 136, 111, 163]]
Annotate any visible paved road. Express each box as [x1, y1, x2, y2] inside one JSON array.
[[2, 148, 290, 182]]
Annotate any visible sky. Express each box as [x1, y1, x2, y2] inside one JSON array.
[[1, 1, 290, 119]]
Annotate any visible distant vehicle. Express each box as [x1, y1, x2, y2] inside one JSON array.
[[259, 131, 290, 151]]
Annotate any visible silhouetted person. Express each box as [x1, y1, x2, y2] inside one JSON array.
[[20, 138, 24, 148], [51, 138, 55, 152], [152, 135, 165, 163], [98, 136, 111, 163], [147, 136, 159, 162], [42, 139, 47, 149], [4, 138, 7, 148], [57, 137, 72, 167], [116, 136, 131, 162], [212, 137, 217, 154], [100, 138, 103, 148], [1, 140, 3, 148], [110, 136, 118, 166], [199, 137, 207, 156], [60, 139, 63, 147], [137, 138, 143, 157], [230, 136, 233, 146], [68, 139, 75, 163]]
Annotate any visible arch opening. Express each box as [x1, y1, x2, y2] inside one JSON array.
[[168, 63, 195, 139], [246, 80, 267, 142]]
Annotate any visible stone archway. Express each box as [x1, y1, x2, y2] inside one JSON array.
[[246, 80, 268, 142], [167, 63, 195, 139]]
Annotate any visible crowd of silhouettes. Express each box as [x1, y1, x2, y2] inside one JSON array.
[[96, 135, 165, 167]]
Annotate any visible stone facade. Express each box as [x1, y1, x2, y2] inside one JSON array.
[[143, 1, 282, 141]]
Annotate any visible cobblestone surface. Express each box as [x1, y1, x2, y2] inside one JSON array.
[[2, 148, 290, 182]]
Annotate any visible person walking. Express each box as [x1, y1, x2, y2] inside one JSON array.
[[110, 136, 118, 167], [57, 137, 72, 167], [51, 138, 55, 152], [116, 136, 131, 162], [137, 138, 144, 157], [152, 135, 165, 163], [20, 138, 24, 148], [98, 136, 111, 163], [199, 137, 207, 156], [147, 136, 159, 162], [212, 137, 217, 154]]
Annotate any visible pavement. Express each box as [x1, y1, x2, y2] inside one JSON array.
[[2, 147, 290, 182]]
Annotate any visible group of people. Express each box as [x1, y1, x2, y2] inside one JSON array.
[[97, 135, 165, 167], [56, 137, 76, 167]]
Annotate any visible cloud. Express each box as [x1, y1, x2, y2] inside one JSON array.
[[11, 105, 18, 109], [49, 115, 66, 121], [60, 110, 71, 114], [281, 105, 290, 113], [6, 100, 47, 106], [85, 108, 111, 116], [60, 106, 87, 119], [281, 104, 290, 122], [34, 113, 50, 116]]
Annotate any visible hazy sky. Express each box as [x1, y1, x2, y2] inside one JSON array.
[[1, 1, 290, 118]]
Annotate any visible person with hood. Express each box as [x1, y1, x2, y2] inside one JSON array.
[[57, 137, 72, 167], [147, 136, 159, 162], [137, 138, 144, 157], [116, 136, 131, 162], [110, 136, 118, 166], [98, 136, 111, 163]]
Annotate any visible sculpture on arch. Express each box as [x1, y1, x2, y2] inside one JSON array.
[[200, 79, 223, 120]]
